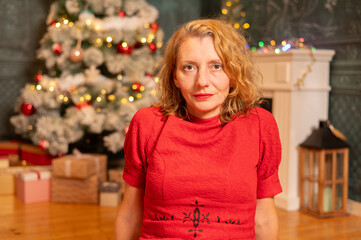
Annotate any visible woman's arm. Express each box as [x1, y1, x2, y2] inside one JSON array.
[[255, 197, 279, 240], [115, 183, 145, 240]]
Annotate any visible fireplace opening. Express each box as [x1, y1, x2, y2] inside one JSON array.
[[260, 98, 272, 113]]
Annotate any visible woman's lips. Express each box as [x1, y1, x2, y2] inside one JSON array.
[[194, 93, 213, 100]]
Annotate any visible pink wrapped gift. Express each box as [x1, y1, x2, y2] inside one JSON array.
[[16, 169, 51, 204]]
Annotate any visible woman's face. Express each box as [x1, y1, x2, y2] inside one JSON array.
[[174, 36, 230, 119]]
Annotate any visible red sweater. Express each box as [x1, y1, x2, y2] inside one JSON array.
[[123, 106, 282, 239]]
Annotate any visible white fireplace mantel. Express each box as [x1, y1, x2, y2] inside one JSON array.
[[255, 49, 336, 211]]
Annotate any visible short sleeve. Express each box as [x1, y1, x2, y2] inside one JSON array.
[[122, 110, 149, 189], [256, 108, 282, 199]]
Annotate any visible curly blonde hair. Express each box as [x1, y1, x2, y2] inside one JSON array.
[[155, 19, 262, 123]]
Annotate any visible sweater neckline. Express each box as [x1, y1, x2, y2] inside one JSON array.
[[188, 113, 221, 125]]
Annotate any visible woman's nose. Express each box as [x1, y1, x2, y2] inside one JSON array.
[[196, 68, 210, 88]]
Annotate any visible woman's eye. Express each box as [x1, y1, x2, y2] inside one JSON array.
[[183, 65, 194, 71], [212, 64, 223, 70]]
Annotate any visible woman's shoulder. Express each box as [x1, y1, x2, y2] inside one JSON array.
[[233, 107, 274, 120], [232, 107, 277, 127], [252, 107, 275, 120], [133, 106, 164, 121], [250, 107, 279, 132], [131, 106, 167, 130]]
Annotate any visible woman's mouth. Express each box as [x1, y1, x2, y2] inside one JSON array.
[[193, 93, 213, 100]]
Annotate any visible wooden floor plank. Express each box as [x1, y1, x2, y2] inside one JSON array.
[[1, 196, 361, 239]]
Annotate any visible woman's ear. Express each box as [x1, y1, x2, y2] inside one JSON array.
[[229, 80, 234, 88], [173, 72, 179, 88]]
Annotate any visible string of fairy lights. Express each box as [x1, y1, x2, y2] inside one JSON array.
[[221, 0, 315, 54], [221, 0, 250, 31], [220, 0, 317, 90]]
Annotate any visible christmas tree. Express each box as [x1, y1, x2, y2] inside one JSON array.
[[220, 0, 250, 33], [10, 0, 164, 156]]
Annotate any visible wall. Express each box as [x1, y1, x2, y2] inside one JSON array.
[[0, 0, 52, 140], [148, 0, 221, 40]]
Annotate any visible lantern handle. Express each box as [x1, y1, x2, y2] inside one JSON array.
[[328, 120, 347, 141]]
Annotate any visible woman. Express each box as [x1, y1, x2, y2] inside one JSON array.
[[115, 19, 282, 240]]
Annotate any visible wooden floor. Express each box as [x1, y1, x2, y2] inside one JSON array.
[[1, 195, 361, 240]]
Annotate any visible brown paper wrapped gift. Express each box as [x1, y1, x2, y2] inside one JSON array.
[[0, 156, 9, 169], [52, 155, 97, 179], [0, 170, 16, 195], [53, 153, 107, 182], [51, 175, 98, 204], [86, 153, 107, 183]]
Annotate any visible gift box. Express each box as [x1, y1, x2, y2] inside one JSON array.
[[20, 143, 54, 166], [0, 167, 29, 195], [108, 168, 123, 182], [52, 153, 107, 182], [71, 150, 107, 182], [16, 169, 51, 203], [52, 155, 97, 179], [0, 170, 16, 195], [87, 153, 107, 183], [99, 182, 122, 207], [108, 168, 125, 195], [0, 156, 9, 169], [0, 141, 20, 155], [8, 154, 22, 167], [51, 175, 99, 204]]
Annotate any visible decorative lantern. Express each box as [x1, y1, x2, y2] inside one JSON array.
[[299, 120, 349, 217]]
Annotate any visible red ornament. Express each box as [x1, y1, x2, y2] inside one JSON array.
[[21, 103, 36, 116], [145, 73, 153, 78], [52, 43, 62, 55], [117, 43, 134, 54], [150, 22, 159, 33], [131, 82, 142, 91], [75, 102, 90, 110], [148, 43, 157, 52], [50, 20, 57, 27], [118, 11, 126, 17], [38, 139, 49, 151], [34, 73, 42, 83], [123, 126, 129, 135]]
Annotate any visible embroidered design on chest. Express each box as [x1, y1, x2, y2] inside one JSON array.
[[183, 200, 210, 237], [152, 200, 242, 238]]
